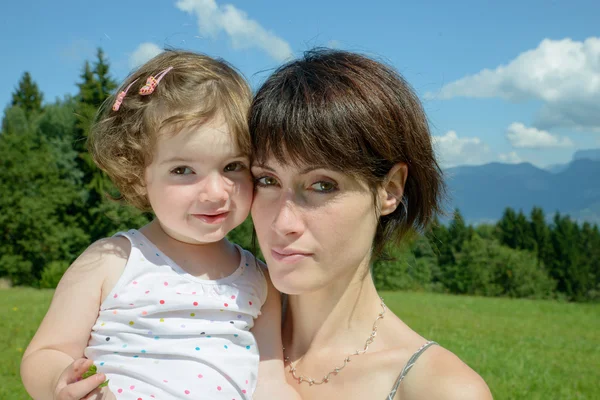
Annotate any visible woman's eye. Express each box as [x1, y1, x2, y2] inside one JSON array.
[[224, 162, 246, 172], [255, 176, 279, 187], [171, 166, 194, 175], [311, 181, 337, 193]]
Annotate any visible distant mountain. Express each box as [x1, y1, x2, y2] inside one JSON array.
[[573, 149, 600, 162], [445, 158, 600, 224], [544, 148, 600, 173]]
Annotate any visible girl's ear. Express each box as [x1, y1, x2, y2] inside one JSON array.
[[378, 163, 408, 216]]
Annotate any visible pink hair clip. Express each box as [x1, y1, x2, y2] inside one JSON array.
[[139, 66, 174, 96], [112, 78, 139, 111]]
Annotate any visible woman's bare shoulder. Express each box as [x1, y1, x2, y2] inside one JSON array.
[[398, 344, 493, 400]]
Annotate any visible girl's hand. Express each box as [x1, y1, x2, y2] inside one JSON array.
[[54, 358, 114, 400]]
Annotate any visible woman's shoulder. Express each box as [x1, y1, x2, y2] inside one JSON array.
[[398, 343, 493, 400]]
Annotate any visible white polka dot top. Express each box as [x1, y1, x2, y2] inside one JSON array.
[[84, 229, 268, 400]]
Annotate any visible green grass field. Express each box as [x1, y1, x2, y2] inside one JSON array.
[[1, 288, 598, 399]]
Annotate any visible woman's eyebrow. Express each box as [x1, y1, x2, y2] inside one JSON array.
[[251, 163, 275, 171]]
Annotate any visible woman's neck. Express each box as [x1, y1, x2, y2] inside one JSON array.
[[283, 258, 384, 362]]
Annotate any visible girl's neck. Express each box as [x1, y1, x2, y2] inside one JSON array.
[[139, 220, 237, 275], [283, 257, 384, 362]]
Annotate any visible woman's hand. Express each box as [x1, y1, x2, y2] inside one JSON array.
[[54, 358, 114, 400]]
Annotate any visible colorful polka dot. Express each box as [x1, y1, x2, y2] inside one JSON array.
[[142, 311, 148, 315], [141, 350, 146, 353], [100, 362, 105, 366], [185, 390, 190, 395], [231, 295, 236, 299], [249, 301, 253, 306], [118, 388, 123, 393], [122, 344, 128, 348], [234, 334, 238, 337], [224, 345, 228, 349], [217, 386, 222, 391], [133, 355, 139, 358], [246, 345, 251, 349], [193, 302, 198, 306], [159, 300, 165, 304], [164, 282, 169, 286], [113, 294, 118, 298], [195, 347, 200, 351], [198, 374, 203, 378], [129, 321, 135, 326], [237, 315, 242, 319], [105, 337, 111, 341], [190, 313, 195, 317], [242, 389, 247, 394], [145, 290, 150, 294], [133, 281, 138, 285], [160, 318, 164, 322], [181, 324, 186, 328], [130, 385, 136, 390], [224, 303, 229, 307], [154, 336, 160, 340]]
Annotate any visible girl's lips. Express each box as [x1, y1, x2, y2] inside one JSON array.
[[192, 212, 230, 224]]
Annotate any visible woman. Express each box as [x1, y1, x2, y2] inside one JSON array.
[[249, 49, 493, 400]]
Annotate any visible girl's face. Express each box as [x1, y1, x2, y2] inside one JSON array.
[[251, 159, 380, 294], [145, 115, 253, 244]]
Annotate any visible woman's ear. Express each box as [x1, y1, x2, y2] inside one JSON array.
[[378, 163, 408, 216]]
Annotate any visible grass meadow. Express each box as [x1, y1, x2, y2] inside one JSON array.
[[1, 288, 598, 399]]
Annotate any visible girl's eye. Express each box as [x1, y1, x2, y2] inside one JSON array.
[[171, 166, 194, 175], [255, 176, 279, 187], [310, 181, 337, 193], [224, 162, 246, 172]]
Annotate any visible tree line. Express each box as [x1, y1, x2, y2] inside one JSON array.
[[1, 49, 598, 302]]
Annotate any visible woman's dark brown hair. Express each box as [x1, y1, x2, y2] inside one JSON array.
[[249, 48, 445, 257]]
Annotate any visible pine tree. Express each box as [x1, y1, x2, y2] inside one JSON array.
[[11, 72, 44, 118], [530, 207, 552, 267], [515, 210, 535, 251], [448, 209, 469, 253], [497, 207, 518, 249], [73, 49, 150, 241]]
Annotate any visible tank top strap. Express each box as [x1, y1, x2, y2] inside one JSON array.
[[385, 341, 438, 400]]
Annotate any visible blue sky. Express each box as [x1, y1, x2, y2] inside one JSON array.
[[3, 0, 599, 168]]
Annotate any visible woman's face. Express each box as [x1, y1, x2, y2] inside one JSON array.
[[251, 158, 380, 294]]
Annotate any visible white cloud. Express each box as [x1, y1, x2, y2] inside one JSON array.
[[498, 151, 522, 164], [176, 0, 293, 61], [129, 43, 163, 68], [432, 130, 492, 168], [506, 122, 573, 148], [428, 37, 600, 131]]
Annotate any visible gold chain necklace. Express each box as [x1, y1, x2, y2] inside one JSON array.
[[283, 297, 386, 386]]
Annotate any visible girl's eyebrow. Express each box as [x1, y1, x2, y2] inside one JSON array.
[[161, 153, 248, 165]]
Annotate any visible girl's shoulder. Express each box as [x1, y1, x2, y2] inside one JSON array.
[[71, 236, 131, 274], [72, 236, 132, 303]]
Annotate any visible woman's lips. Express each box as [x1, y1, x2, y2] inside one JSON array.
[[192, 212, 230, 224], [270, 248, 313, 263]]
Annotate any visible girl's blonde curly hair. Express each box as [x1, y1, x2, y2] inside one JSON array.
[[88, 50, 252, 211]]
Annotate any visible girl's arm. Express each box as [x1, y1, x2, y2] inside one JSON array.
[[21, 237, 129, 400], [251, 271, 301, 400]]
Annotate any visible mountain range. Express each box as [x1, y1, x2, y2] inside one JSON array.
[[444, 149, 600, 224]]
